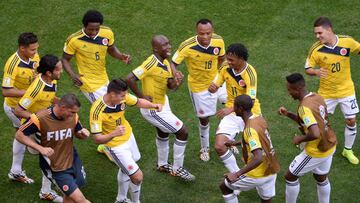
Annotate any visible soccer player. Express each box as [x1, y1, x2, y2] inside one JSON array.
[[305, 16, 360, 164], [90, 79, 162, 203], [16, 94, 91, 203], [279, 73, 337, 203], [62, 10, 131, 103], [126, 35, 195, 181], [2, 32, 39, 184], [171, 19, 227, 161], [209, 43, 261, 173], [14, 54, 63, 202], [220, 94, 280, 203]]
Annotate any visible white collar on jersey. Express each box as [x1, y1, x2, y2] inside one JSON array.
[[304, 92, 313, 98], [82, 28, 99, 40], [153, 54, 165, 66], [195, 35, 212, 49], [101, 96, 118, 109], [16, 51, 31, 65], [232, 62, 248, 76], [39, 74, 55, 87], [323, 35, 339, 49]]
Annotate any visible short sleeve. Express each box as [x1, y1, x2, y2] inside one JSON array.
[[298, 106, 317, 128], [244, 127, 262, 151], [19, 114, 41, 136], [2, 58, 18, 88], [63, 38, 76, 55], [125, 93, 138, 106]]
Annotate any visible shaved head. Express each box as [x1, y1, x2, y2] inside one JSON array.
[[151, 35, 171, 59], [152, 35, 168, 47]]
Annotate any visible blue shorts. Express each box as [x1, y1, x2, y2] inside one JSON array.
[[40, 148, 86, 196]]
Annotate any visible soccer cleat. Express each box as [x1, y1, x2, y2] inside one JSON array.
[[115, 198, 132, 203], [39, 191, 63, 202], [342, 149, 359, 164], [199, 147, 210, 162], [229, 146, 240, 155], [171, 167, 195, 181], [157, 163, 173, 174], [8, 171, 34, 184], [97, 144, 114, 162]]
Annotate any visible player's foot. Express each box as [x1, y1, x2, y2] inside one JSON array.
[[115, 198, 132, 203], [39, 191, 63, 202], [97, 144, 114, 162], [229, 146, 240, 155], [342, 149, 359, 164], [171, 167, 195, 181], [8, 171, 34, 184], [157, 163, 173, 174], [199, 147, 210, 162]]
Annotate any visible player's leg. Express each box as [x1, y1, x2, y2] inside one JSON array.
[[189, 90, 217, 161], [64, 188, 90, 203], [156, 128, 171, 173], [256, 174, 277, 203], [4, 103, 33, 183], [219, 179, 238, 203], [129, 170, 143, 203], [312, 153, 333, 203], [215, 114, 244, 172], [171, 125, 195, 181], [217, 83, 228, 104], [220, 175, 256, 203], [39, 156, 63, 202], [339, 95, 359, 164], [284, 170, 299, 203]]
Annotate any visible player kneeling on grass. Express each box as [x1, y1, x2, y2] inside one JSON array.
[[126, 35, 195, 181], [90, 79, 162, 203], [279, 73, 337, 203], [16, 94, 91, 203], [220, 94, 280, 203]]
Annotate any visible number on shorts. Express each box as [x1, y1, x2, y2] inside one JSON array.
[[350, 99, 358, 110]]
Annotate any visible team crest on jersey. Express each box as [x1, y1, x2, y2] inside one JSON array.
[[120, 103, 126, 111], [239, 80, 246, 87], [102, 38, 109, 45], [213, 47, 219, 55], [340, 48, 347, 56], [32, 62, 37, 69], [62, 185, 69, 192]]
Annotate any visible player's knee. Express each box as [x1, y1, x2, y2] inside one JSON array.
[[215, 135, 227, 155], [199, 117, 209, 126], [284, 170, 298, 182], [175, 125, 188, 140], [130, 170, 143, 185], [68, 188, 87, 203], [345, 118, 356, 126], [219, 180, 232, 195], [313, 173, 327, 182]]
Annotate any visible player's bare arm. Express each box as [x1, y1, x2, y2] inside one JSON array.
[[293, 124, 320, 145], [216, 106, 234, 119], [92, 125, 126, 144], [136, 98, 162, 112], [305, 67, 328, 78], [278, 106, 300, 122], [16, 130, 54, 157], [75, 128, 90, 139], [2, 87, 26, 98], [224, 148, 263, 183], [125, 72, 149, 100], [14, 104, 32, 119], [61, 53, 83, 86], [107, 45, 131, 64]]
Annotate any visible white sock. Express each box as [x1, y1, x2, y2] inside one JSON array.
[[40, 173, 52, 193], [130, 182, 141, 203], [173, 139, 187, 171], [220, 150, 240, 173], [199, 123, 210, 149], [286, 179, 300, 203], [317, 178, 331, 203], [156, 135, 169, 166], [223, 193, 238, 203], [344, 124, 357, 149], [10, 139, 26, 173], [116, 169, 130, 201]]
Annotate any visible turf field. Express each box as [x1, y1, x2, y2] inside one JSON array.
[[0, 1, 359, 202]]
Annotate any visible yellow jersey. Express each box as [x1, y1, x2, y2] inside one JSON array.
[[172, 34, 225, 92], [18, 74, 57, 117], [89, 94, 138, 147], [2, 52, 40, 108], [298, 93, 336, 158], [132, 54, 173, 105], [214, 63, 261, 115], [305, 35, 360, 99], [63, 26, 115, 93]]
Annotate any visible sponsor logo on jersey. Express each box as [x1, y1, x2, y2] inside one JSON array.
[[303, 117, 311, 126], [249, 139, 257, 148], [47, 128, 72, 141], [249, 89, 256, 97], [340, 48, 347, 56], [102, 38, 109, 46]]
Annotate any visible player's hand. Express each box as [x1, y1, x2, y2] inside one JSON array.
[[278, 106, 288, 116], [318, 68, 328, 78], [224, 172, 238, 183], [216, 107, 233, 119], [113, 125, 126, 137], [39, 147, 54, 157], [292, 135, 303, 145], [143, 95, 153, 102], [224, 140, 238, 147], [208, 83, 219, 93], [174, 71, 184, 86], [77, 128, 90, 139], [71, 74, 83, 87], [121, 54, 132, 64], [152, 104, 163, 112]]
